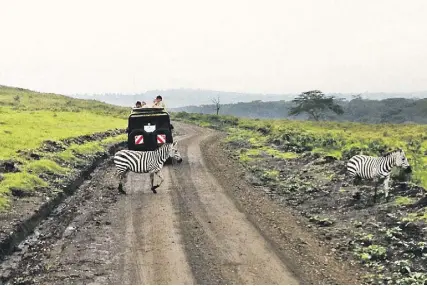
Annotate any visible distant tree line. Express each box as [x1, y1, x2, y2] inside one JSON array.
[[172, 90, 427, 124]]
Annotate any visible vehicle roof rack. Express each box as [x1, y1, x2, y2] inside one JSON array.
[[130, 107, 168, 115]]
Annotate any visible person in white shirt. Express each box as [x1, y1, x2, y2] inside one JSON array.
[[152, 95, 166, 109]]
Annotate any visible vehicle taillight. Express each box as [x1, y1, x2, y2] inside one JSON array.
[[157, 134, 166, 144], [134, 135, 144, 144]]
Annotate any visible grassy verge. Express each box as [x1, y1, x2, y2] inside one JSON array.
[[171, 111, 427, 188], [0, 107, 126, 160], [172, 111, 427, 285], [0, 85, 129, 210], [0, 131, 127, 210]]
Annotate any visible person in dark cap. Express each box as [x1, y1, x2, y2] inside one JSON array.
[[152, 95, 166, 109], [134, 101, 147, 108]]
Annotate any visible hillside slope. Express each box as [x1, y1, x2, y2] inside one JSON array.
[[0, 85, 128, 117], [72, 88, 293, 108], [72, 88, 427, 109], [0, 85, 129, 209]]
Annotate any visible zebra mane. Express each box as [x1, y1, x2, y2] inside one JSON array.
[[156, 143, 172, 152], [382, 148, 403, 157]]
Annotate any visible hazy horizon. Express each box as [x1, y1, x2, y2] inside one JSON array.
[[1, 0, 427, 96]]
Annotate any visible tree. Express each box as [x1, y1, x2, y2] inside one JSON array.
[[212, 96, 220, 115], [289, 90, 344, 121], [351, 93, 362, 100]]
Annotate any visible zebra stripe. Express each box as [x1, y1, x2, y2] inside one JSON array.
[[346, 149, 411, 201], [346, 149, 410, 180], [114, 143, 171, 175], [113, 140, 182, 194]]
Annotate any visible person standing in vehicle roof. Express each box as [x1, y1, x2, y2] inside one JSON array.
[[152, 95, 166, 109], [134, 101, 147, 108]]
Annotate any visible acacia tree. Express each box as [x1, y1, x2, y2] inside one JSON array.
[[212, 96, 221, 115], [289, 90, 344, 121]]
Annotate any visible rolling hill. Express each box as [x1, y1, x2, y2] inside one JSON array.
[[71, 88, 427, 109], [0, 85, 129, 209]]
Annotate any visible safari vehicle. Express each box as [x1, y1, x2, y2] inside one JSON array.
[[126, 108, 175, 162]]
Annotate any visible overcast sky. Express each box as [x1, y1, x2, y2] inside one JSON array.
[[1, 0, 426, 95]]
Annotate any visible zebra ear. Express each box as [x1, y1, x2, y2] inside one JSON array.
[[172, 141, 178, 147]]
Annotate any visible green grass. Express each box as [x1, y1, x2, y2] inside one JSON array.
[[394, 196, 416, 206], [0, 85, 128, 117], [0, 108, 126, 160], [238, 146, 298, 163], [56, 149, 80, 163], [53, 135, 127, 164], [0, 132, 127, 210], [402, 208, 427, 223], [0, 85, 129, 210], [0, 172, 48, 209], [101, 134, 127, 145], [25, 159, 68, 175], [354, 244, 387, 262], [68, 142, 104, 155], [239, 148, 262, 162], [172, 111, 427, 189], [263, 147, 299, 159], [262, 169, 280, 181]]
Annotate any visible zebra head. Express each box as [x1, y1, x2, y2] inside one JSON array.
[[168, 141, 183, 163], [393, 148, 412, 173]]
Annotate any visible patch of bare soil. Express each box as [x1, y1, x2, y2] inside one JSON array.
[[0, 129, 126, 261], [222, 138, 427, 284], [200, 132, 363, 285], [0, 160, 124, 284], [169, 125, 299, 284]]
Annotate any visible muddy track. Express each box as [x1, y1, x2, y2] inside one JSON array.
[[0, 123, 360, 284]]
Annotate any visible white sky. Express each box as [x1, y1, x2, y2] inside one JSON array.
[[1, 0, 426, 95]]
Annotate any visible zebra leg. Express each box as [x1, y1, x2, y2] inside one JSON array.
[[150, 170, 164, 194], [383, 175, 391, 201], [150, 172, 157, 194], [156, 170, 165, 188], [373, 180, 379, 204], [118, 170, 129, 194]]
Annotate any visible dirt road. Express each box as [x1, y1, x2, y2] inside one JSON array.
[[0, 123, 359, 284]]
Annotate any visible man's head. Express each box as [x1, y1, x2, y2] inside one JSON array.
[[155, 95, 162, 102], [135, 101, 142, 108]]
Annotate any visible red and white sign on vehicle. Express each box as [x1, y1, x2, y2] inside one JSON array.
[[134, 135, 144, 145], [157, 134, 166, 144]]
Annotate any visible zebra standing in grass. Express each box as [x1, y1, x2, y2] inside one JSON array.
[[113, 142, 182, 194], [346, 148, 412, 202]]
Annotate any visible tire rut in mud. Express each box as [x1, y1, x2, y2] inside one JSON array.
[[169, 126, 299, 285], [169, 155, 230, 284], [158, 125, 229, 284], [0, 160, 123, 284], [119, 167, 195, 285]]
